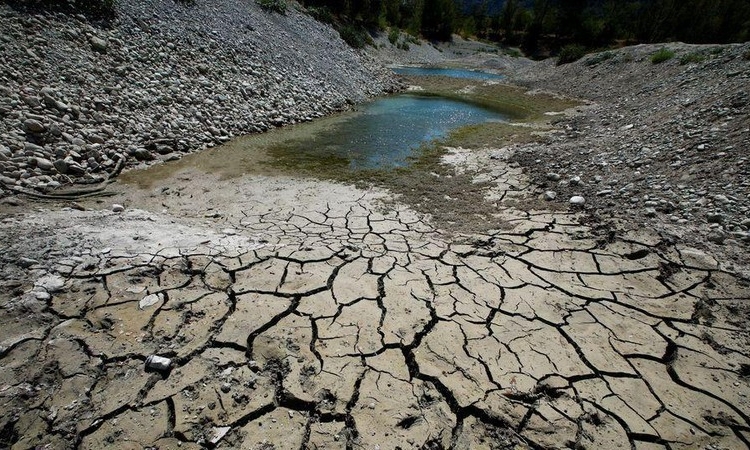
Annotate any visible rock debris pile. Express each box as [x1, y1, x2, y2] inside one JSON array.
[[508, 43, 750, 256], [0, 0, 396, 193]]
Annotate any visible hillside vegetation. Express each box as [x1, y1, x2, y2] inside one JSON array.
[[291, 0, 750, 59]]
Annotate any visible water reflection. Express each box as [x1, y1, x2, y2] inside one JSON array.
[[272, 93, 506, 170], [392, 66, 505, 80]]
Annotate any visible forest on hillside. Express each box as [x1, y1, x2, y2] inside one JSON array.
[[299, 0, 750, 56], [5, 0, 750, 57]]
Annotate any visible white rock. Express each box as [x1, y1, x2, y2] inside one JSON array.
[[210, 427, 231, 445], [139, 293, 163, 310], [35, 274, 65, 293], [112, 204, 125, 212], [569, 196, 586, 205]]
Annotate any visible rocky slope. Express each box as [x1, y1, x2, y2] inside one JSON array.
[[504, 43, 750, 267], [0, 0, 397, 193]]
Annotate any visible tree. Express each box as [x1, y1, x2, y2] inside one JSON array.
[[499, 0, 520, 42], [421, 0, 457, 40], [521, 0, 551, 55], [383, 0, 401, 26]]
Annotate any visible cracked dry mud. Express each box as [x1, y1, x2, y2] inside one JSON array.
[[1, 147, 750, 450]]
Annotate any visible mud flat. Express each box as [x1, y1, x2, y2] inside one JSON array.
[[1, 33, 750, 449], [2, 121, 749, 449]]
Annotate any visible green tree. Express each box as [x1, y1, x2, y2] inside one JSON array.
[[522, 0, 551, 55], [421, 0, 456, 40], [499, 0, 520, 42], [383, 0, 401, 25]]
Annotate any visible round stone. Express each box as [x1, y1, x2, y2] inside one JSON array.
[[23, 119, 46, 133], [569, 196, 585, 205]]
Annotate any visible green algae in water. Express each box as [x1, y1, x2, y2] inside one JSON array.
[[266, 93, 507, 172]]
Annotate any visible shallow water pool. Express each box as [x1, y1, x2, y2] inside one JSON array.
[[269, 93, 507, 170], [392, 66, 505, 80]]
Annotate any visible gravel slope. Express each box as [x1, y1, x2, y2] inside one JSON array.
[[503, 43, 750, 269], [0, 0, 397, 193]]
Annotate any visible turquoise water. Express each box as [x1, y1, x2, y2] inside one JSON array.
[[276, 94, 506, 170], [392, 66, 505, 80]]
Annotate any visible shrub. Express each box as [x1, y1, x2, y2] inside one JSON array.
[[308, 6, 333, 24], [651, 48, 675, 64], [505, 48, 522, 58], [584, 50, 614, 66], [398, 41, 410, 51], [679, 52, 706, 65], [388, 28, 399, 45], [744, 50, 750, 60], [339, 25, 369, 49], [557, 44, 586, 66], [256, 0, 286, 14]]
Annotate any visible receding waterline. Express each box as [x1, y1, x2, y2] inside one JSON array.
[[269, 93, 507, 170], [392, 66, 505, 80]]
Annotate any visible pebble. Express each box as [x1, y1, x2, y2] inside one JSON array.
[[209, 427, 231, 445], [34, 157, 54, 171], [707, 230, 727, 245], [23, 118, 45, 133], [112, 204, 125, 213], [139, 293, 163, 310], [89, 36, 109, 53], [543, 191, 557, 201], [569, 196, 585, 205], [547, 173, 561, 181], [18, 257, 39, 268]]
